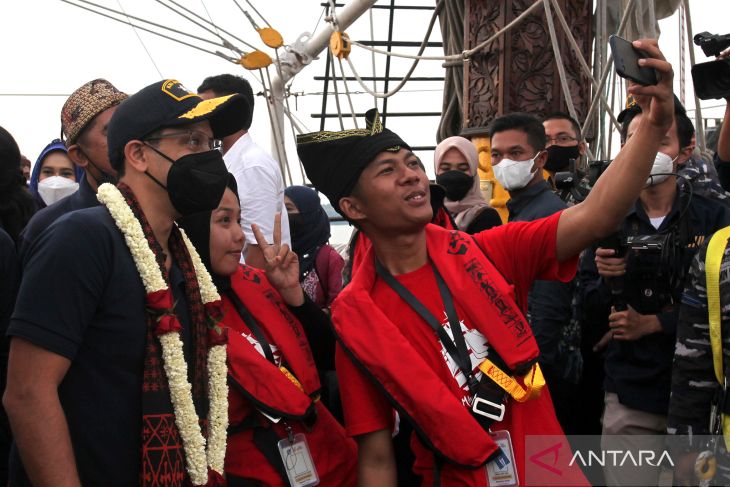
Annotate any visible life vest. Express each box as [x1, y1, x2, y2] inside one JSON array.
[[224, 265, 356, 485], [332, 224, 541, 468]]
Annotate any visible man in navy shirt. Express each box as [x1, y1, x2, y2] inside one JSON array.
[[579, 101, 730, 486], [4, 80, 247, 486], [17, 79, 127, 259]]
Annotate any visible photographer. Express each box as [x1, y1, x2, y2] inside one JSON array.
[[543, 112, 587, 199], [578, 101, 730, 486]]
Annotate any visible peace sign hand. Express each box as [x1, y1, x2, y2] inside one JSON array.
[[252, 213, 304, 306]]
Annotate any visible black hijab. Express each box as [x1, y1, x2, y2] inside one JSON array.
[[284, 185, 330, 280], [177, 174, 239, 292]]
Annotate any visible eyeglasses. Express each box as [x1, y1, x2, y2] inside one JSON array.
[[145, 129, 221, 152], [546, 135, 579, 146]]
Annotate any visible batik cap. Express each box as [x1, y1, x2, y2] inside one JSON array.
[[107, 79, 248, 169], [61, 79, 128, 146], [296, 109, 410, 217]]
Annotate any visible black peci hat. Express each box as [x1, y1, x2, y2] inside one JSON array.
[[296, 109, 410, 217], [108, 79, 248, 169]]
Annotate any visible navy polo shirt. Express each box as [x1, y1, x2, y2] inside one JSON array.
[[17, 177, 99, 263], [8, 205, 192, 486]]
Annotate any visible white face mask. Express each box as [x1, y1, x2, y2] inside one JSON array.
[[646, 151, 677, 187], [37, 176, 79, 205], [492, 153, 540, 191]]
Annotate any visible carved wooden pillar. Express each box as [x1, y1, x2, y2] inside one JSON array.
[[461, 0, 593, 221]]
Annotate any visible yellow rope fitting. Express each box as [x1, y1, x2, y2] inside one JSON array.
[[330, 31, 352, 59], [478, 360, 545, 403], [238, 51, 273, 70], [258, 27, 283, 49]]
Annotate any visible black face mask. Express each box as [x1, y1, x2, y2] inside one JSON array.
[[287, 213, 306, 237], [145, 146, 229, 216], [436, 170, 474, 201], [545, 145, 581, 173]]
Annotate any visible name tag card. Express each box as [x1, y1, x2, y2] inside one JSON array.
[[277, 433, 319, 487], [486, 430, 519, 487]]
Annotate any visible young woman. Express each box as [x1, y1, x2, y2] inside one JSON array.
[[179, 180, 356, 486], [284, 185, 344, 309], [29, 139, 83, 207], [433, 136, 502, 233]]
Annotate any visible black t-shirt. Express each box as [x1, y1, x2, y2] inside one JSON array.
[[17, 177, 99, 263], [8, 205, 191, 486]]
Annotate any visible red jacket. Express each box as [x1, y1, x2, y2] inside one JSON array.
[[223, 266, 356, 486]]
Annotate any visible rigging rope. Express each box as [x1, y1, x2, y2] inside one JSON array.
[[329, 52, 346, 130], [115, 0, 163, 78], [62, 0, 239, 63], [343, 0, 443, 99], [548, 0, 620, 132], [348, 0, 541, 63], [368, 8, 378, 109], [337, 58, 359, 128], [241, 0, 271, 28], [682, 0, 706, 151], [581, 0, 636, 144], [542, 0, 595, 161], [437, 0, 464, 141], [160, 0, 257, 51]]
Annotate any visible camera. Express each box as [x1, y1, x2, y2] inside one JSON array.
[[692, 32, 730, 100], [554, 159, 612, 203], [598, 229, 684, 314]]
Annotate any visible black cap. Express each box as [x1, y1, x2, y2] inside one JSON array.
[[108, 79, 248, 169], [617, 93, 687, 123], [296, 109, 410, 217]]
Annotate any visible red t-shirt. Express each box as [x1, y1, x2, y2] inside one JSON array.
[[338, 212, 578, 486]]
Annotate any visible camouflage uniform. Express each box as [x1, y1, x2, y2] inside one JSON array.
[[679, 153, 730, 206], [668, 238, 730, 483]]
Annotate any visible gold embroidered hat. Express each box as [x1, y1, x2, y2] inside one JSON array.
[[107, 79, 247, 169], [296, 109, 410, 216], [61, 79, 128, 146]]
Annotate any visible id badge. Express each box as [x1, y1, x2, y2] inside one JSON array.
[[486, 430, 519, 487], [277, 433, 319, 487]]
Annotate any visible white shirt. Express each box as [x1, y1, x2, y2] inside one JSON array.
[[223, 132, 290, 262]]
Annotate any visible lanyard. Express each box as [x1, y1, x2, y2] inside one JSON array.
[[375, 260, 480, 394], [226, 289, 277, 365]]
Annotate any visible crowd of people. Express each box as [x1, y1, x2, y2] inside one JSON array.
[[1, 38, 730, 487]]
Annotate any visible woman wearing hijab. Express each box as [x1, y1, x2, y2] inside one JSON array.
[[284, 185, 345, 309], [29, 139, 83, 208], [179, 178, 356, 486], [0, 126, 36, 243], [434, 136, 502, 233]]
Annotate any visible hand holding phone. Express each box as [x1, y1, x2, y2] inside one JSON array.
[[609, 35, 658, 86]]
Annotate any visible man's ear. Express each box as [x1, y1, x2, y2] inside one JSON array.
[[67, 144, 89, 168], [339, 195, 367, 223], [124, 140, 150, 173], [533, 149, 548, 169], [678, 144, 694, 165], [578, 140, 587, 156]]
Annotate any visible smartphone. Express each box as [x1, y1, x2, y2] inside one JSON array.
[[609, 35, 658, 86]]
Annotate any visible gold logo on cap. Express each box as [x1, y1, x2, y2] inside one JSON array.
[[178, 95, 235, 120], [161, 79, 197, 102]]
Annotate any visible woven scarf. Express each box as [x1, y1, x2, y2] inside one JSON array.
[[117, 183, 210, 486]]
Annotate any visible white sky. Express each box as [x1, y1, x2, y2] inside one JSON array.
[[0, 0, 727, 180]]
